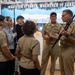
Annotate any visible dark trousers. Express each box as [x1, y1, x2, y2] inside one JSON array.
[[9, 49, 15, 75], [19, 66, 40, 75], [9, 59, 15, 75], [10, 49, 15, 56], [0, 61, 9, 75]]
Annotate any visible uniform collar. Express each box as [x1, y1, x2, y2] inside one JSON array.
[[24, 35, 34, 37], [50, 22, 57, 26]]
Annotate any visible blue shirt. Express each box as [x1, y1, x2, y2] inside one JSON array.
[[3, 27, 15, 49]]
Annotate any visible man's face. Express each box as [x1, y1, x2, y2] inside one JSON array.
[[50, 14, 57, 23], [62, 12, 71, 22], [17, 18, 24, 25]]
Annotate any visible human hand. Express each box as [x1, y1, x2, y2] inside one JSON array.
[[60, 30, 69, 37], [13, 32, 17, 37], [46, 31, 52, 38], [9, 54, 15, 60], [43, 34, 50, 39]]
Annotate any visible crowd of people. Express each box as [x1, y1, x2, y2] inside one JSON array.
[[0, 9, 75, 75]]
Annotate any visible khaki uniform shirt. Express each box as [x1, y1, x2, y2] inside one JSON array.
[[0, 26, 9, 62], [16, 35, 40, 69], [42, 22, 62, 45], [60, 21, 75, 47]]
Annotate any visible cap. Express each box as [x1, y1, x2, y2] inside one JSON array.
[[50, 12, 57, 16], [16, 15, 24, 20]]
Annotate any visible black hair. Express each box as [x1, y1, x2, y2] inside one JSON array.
[[63, 9, 73, 17], [50, 12, 57, 16], [16, 15, 24, 20], [0, 15, 5, 22], [6, 16, 11, 21], [22, 20, 36, 36]]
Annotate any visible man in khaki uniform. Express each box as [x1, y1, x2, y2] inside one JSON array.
[[40, 12, 62, 75], [0, 15, 15, 75], [59, 9, 75, 75]]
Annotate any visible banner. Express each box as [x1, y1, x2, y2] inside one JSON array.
[[1, 1, 75, 10], [1, 1, 75, 24]]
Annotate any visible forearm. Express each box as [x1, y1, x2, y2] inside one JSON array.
[[33, 59, 41, 70], [2, 46, 15, 60], [51, 35, 58, 40], [32, 55, 41, 70], [45, 31, 58, 40], [42, 34, 50, 40], [66, 35, 75, 44]]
